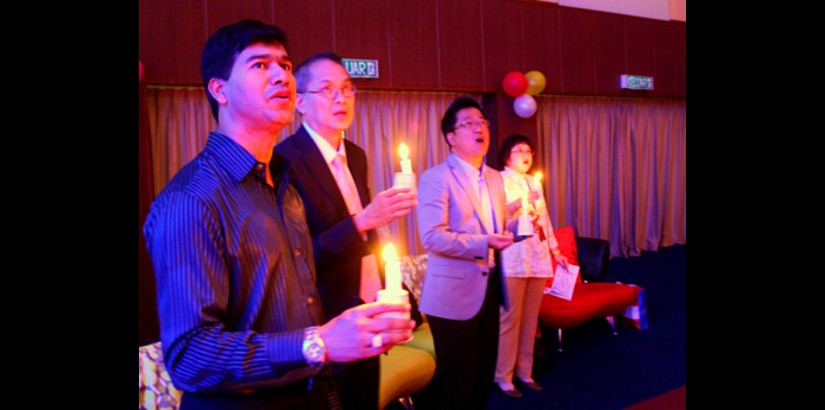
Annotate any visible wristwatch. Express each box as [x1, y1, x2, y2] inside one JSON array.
[[302, 326, 327, 366]]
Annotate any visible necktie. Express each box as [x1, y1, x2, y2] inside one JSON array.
[[479, 174, 496, 268], [332, 154, 382, 302]]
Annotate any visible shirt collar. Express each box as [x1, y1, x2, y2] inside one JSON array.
[[452, 153, 486, 180], [204, 131, 260, 182], [304, 122, 346, 166], [502, 166, 522, 181]]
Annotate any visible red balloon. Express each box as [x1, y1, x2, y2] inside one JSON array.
[[502, 71, 528, 97], [139, 60, 144, 82]]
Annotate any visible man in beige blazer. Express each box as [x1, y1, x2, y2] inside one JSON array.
[[417, 97, 516, 409]]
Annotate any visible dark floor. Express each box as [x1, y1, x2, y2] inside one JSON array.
[[483, 244, 687, 410]]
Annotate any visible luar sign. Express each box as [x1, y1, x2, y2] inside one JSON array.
[[343, 59, 379, 79], [620, 74, 654, 90]]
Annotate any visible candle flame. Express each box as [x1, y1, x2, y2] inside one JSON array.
[[383, 243, 398, 262], [534, 171, 543, 182], [398, 143, 410, 160]]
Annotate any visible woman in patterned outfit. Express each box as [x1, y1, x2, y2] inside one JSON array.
[[494, 134, 568, 398]]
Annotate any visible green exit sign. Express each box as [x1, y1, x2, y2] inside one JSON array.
[[343, 59, 379, 79], [620, 74, 654, 90]]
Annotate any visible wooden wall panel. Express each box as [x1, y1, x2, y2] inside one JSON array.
[[139, 1, 686, 90], [624, 16, 656, 98], [679, 23, 686, 97], [593, 12, 625, 96], [483, 0, 526, 91], [273, 0, 335, 67], [438, 0, 485, 90], [650, 19, 681, 98], [206, 0, 275, 39], [559, 7, 596, 95], [388, 0, 440, 89], [139, 0, 207, 85], [522, 2, 562, 95], [334, 0, 391, 89]]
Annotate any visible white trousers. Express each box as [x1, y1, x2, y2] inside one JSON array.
[[494, 276, 546, 384]]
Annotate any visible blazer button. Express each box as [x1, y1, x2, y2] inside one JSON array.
[[482, 270, 487, 276]]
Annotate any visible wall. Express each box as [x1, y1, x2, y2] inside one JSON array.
[[139, 0, 685, 98]]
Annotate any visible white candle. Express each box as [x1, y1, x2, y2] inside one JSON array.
[[521, 195, 529, 214], [382, 243, 402, 292], [399, 143, 413, 174], [534, 171, 543, 183]]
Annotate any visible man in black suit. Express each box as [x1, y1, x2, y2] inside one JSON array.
[[274, 52, 417, 410]]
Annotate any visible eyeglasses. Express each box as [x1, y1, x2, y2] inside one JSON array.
[[301, 83, 357, 99], [455, 119, 491, 130], [511, 149, 534, 156]]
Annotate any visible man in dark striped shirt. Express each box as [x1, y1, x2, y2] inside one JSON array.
[[142, 19, 415, 410]]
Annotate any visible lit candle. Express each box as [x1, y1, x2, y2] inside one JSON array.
[[399, 143, 413, 174], [382, 243, 402, 292], [534, 171, 543, 183], [521, 195, 529, 214]]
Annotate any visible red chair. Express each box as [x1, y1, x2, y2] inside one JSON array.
[[538, 227, 641, 351]]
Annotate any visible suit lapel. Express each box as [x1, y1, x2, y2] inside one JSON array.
[[293, 127, 350, 216]]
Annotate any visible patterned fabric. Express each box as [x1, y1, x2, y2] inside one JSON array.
[[399, 254, 429, 302], [500, 168, 557, 278], [139, 342, 182, 410]]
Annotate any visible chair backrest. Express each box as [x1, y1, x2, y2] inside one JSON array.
[[550, 227, 610, 283], [574, 237, 610, 282], [139, 342, 183, 410]]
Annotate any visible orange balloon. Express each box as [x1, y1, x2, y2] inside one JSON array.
[[525, 71, 546, 96]]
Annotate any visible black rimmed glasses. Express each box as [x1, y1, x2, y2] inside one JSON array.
[[301, 83, 357, 99], [455, 119, 491, 130]]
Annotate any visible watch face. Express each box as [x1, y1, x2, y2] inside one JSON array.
[[304, 328, 326, 365], [307, 342, 324, 361]]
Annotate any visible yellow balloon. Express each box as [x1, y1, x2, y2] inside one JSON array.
[[525, 71, 547, 96]]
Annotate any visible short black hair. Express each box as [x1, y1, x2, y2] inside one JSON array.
[[293, 51, 348, 93], [200, 19, 290, 121], [440, 97, 484, 149], [498, 134, 535, 170]]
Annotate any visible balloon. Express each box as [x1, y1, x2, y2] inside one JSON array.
[[513, 95, 537, 118], [502, 71, 528, 97], [139, 60, 144, 82], [525, 71, 546, 96]]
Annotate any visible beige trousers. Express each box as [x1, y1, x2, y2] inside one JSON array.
[[494, 277, 546, 384]]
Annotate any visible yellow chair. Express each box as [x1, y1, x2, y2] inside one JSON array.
[[379, 345, 436, 409]]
